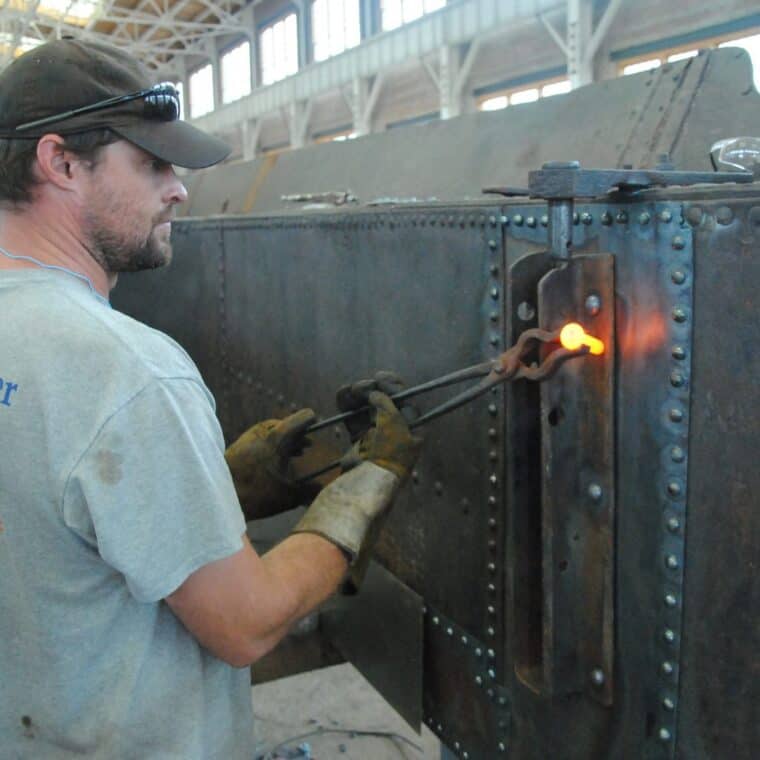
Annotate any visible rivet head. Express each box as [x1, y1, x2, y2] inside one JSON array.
[[671, 445, 685, 462], [601, 211, 613, 225], [490, 311, 499, 322], [446, 626, 453, 636], [669, 407, 684, 423], [487, 605, 496, 615], [591, 668, 605, 686], [665, 593, 678, 608], [475, 648, 483, 657], [672, 345, 686, 360], [686, 206, 703, 226], [716, 206, 734, 225], [513, 214, 524, 226], [488, 563, 496, 573], [526, 216, 536, 228], [432, 616, 440, 625], [667, 481, 682, 497], [664, 628, 676, 643], [660, 209, 673, 223], [488, 517, 497, 528], [588, 483, 603, 501], [672, 236, 686, 250], [659, 728, 672, 742], [487, 626, 496, 637], [663, 697, 675, 711], [585, 293, 601, 316], [488, 495, 497, 506], [475, 676, 483, 685], [491, 288, 500, 300], [498, 742, 507, 752], [490, 474, 498, 486], [488, 648, 496, 658], [572, 212, 580, 225], [501, 215, 510, 225], [487, 583, 496, 592], [488, 668, 496, 679], [489, 215, 498, 227], [490, 335, 500, 346], [581, 212, 593, 225], [540, 214, 549, 227], [662, 661, 674, 675], [639, 211, 651, 225], [616, 211, 628, 224], [488, 239, 498, 250], [488, 427, 498, 439], [463, 752, 469, 759], [488, 403, 498, 416], [667, 516, 681, 532], [666, 554, 680, 570], [670, 371, 685, 387], [672, 306, 688, 323], [455, 741, 461, 750], [671, 269, 686, 285], [490, 264, 499, 275]]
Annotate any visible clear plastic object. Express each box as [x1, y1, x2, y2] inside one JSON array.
[[710, 136, 760, 173]]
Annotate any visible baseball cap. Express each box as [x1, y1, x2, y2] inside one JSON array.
[[0, 39, 230, 169]]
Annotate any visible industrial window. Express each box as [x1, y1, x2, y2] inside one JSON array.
[[189, 63, 214, 119], [617, 29, 760, 89], [260, 13, 299, 85], [478, 78, 571, 112], [380, 0, 446, 32], [312, 0, 361, 62], [221, 41, 252, 103], [38, 0, 98, 22]]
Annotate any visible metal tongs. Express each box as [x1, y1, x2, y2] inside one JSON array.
[[299, 328, 589, 481]]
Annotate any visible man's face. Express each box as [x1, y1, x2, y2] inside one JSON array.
[[80, 140, 188, 273]]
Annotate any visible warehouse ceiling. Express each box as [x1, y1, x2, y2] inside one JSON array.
[[0, 0, 248, 74]]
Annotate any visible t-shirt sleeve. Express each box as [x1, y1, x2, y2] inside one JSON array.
[[62, 377, 246, 603]]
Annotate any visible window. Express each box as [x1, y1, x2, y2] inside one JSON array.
[[381, 0, 446, 32], [478, 78, 570, 112], [221, 41, 252, 104], [312, 0, 360, 62], [667, 49, 698, 63], [622, 58, 661, 76], [189, 63, 214, 119], [260, 13, 299, 86]]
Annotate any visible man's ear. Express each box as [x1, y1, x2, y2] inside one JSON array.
[[34, 134, 89, 192]]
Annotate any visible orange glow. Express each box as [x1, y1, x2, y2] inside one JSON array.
[[560, 322, 605, 355]]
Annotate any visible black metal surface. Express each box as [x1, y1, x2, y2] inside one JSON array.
[[322, 560, 424, 731], [111, 185, 759, 759]]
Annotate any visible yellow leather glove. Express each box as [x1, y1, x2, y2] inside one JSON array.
[[225, 409, 322, 521]]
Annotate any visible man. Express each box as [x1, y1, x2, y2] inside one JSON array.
[[0, 40, 422, 758]]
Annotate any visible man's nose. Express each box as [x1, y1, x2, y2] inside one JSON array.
[[164, 170, 189, 205]]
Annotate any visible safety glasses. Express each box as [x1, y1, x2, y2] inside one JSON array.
[[14, 82, 181, 132]]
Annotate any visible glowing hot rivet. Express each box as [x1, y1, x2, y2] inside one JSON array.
[[560, 322, 605, 355]]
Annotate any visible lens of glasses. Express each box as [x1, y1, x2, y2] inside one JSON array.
[[144, 83, 180, 121]]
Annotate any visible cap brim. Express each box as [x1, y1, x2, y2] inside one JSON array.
[[113, 118, 231, 169]]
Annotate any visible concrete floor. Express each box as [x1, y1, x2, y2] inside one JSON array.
[[251, 663, 442, 760]]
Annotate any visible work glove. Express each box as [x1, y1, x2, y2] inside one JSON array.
[[292, 391, 423, 592], [225, 409, 323, 522], [335, 371, 408, 443]]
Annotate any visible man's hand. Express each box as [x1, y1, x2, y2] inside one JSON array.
[[292, 392, 422, 591], [225, 409, 322, 521]]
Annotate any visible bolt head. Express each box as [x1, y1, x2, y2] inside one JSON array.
[[667, 481, 682, 497], [513, 214, 524, 226], [670, 371, 685, 387], [665, 593, 678, 608], [616, 211, 628, 224], [659, 728, 672, 742], [488, 239, 498, 249], [639, 211, 651, 225], [432, 616, 440, 625], [601, 211, 613, 225], [672, 345, 686, 360], [672, 236, 686, 250], [488, 648, 496, 658], [672, 306, 688, 323], [663, 697, 675, 711], [671, 269, 686, 285], [667, 516, 681, 532], [498, 741, 507, 752], [446, 626, 453, 636], [591, 668, 605, 686], [666, 554, 680, 570], [671, 445, 685, 462], [540, 214, 549, 227], [662, 661, 674, 675], [585, 293, 602, 316], [660, 209, 673, 223], [475, 648, 483, 657], [526, 216, 536, 228], [588, 483, 603, 501], [581, 212, 593, 225], [664, 628, 676, 643], [475, 676, 483, 685], [669, 407, 684, 423]]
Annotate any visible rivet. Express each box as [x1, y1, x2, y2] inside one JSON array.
[[489, 450, 498, 461], [490, 311, 499, 322], [670, 370, 685, 387], [672, 236, 686, 250], [513, 214, 524, 226], [475, 648, 483, 657], [498, 697, 507, 706], [685, 206, 703, 226], [669, 408, 684, 423], [463, 752, 469, 759], [573, 212, 580, 225], [488, 517, 497, 528], [488, 648, 496, 658], [488, 562, 496, 573], [487, 583, 496, 593], [616, 211, 628, 224], [488, 539, 497, 550], [490, 474, 498, 486], [581, 212, 593, 225], [540, 214, 549, 227], [639, 211, 651, 225], [488, 668, 496, 678], [446, 626, 453, 636], [489, 215, 498, 227], [412, 469, 419, 482], [490, 264, 499, 275], [672, 345, 686, 360], [591, 668, 605, 686], [671, 446, 685, 463], [487, 626, 495, 637], [490, 335, 500, 346], [659, 728, 672, 742], [525, 216, 536, 228], [488, 428, 498, 439], [663, 696, 675, 711], [455, 741, 461, 750], [716, 206, 734, 225], [667, 516, 681, 532], [432, 616, 440, 625], [664, 628, 676, 643], [491, 288, 500, 300], [498, 742, 507, 752], [501, 215, 509, 225], [666, 554, 680, 570], [488, 404, 498, 416], [671, 269, 686, 285], [437, 722, 443, 732], [461, 635, 468, 645], [435, 481, 443, 494], [488, 239, 498, 250], [488, 495, 497, 506], [662, 661, 674, 675], [665, 593, 678, 608], [487, 688, 494, 698], [475, 676, 483, 685], [588, 483, 603, 501], [585, 294, 601, 316], [487, 605, 496, 615], [601, 211, 613, 225], [667, 481, 682, 497], [660, 209, 673, 223]]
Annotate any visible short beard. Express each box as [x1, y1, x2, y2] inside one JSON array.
[[84, 214, 172, 273]]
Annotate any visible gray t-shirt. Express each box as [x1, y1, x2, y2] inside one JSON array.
[[0, 270, 252, 759]]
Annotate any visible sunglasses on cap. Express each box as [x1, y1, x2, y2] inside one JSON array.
[[14, 82, 181, 133]]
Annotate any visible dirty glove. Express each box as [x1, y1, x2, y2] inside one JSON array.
[[225, 409, 322, 521], [335, 371, 408, 442], [292, 392, 423, 588]]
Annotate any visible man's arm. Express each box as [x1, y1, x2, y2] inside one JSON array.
[[166, 532, 347, 668]]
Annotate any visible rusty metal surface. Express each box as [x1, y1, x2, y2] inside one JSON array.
[[322, 560, 424, 731], [111, 186, 759, 759]]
